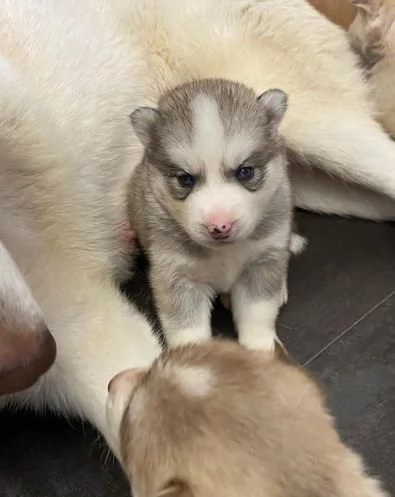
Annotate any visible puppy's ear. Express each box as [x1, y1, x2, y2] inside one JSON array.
[[108, 367, 146, 396], [257, 88, 288, 129], [130, 107, 159, 147], [157, 479, 194, 497], [106, 367, 147, 447]]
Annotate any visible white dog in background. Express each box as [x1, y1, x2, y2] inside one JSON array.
[[0, 0, 395, 458]]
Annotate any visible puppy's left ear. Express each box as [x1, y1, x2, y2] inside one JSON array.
[[106, 367, 147, 446], [130, 106, 159, 147], [108, 367, 146, 396], [257, 88, 288, 129], [157, 478, 194, 497]]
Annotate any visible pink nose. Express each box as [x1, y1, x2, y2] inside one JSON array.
[[205, 215, 235, 239]]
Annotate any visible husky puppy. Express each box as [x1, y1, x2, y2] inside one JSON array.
[[106, 339, 389, 497], [128, 79, 293, 351]]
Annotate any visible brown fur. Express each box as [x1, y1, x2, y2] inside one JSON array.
[[307, 0, 357, 28], [0, 324, 56, 395], [108, 340, 388, 497]]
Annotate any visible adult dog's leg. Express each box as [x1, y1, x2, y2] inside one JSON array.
[[1, 270, 161, 457], [0, 58, 161, 458], [284, 111, 395, 216], [0, 241, 56, 395], [289, 160, 395, 220]]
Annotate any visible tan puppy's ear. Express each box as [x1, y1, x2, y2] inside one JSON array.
[[107, 367, 146, 396], [157, 479, 194, 497], [106, 367, 148, 449]]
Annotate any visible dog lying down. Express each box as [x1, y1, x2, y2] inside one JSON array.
[[106, 340, 388, 497]]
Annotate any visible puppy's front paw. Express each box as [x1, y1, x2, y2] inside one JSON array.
[[240, 328, 277, 352], [166, 327, 212, 348]]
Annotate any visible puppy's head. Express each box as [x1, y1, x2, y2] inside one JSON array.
[[130, 79, 288, 248], [106, 340, 335, 497], [106, 344, 222, 497]]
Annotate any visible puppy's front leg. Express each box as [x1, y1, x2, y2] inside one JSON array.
[[232, 249, 289, 351], [150, 264, 214, 348]]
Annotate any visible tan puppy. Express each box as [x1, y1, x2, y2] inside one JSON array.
[[106, 340, 388, 497]]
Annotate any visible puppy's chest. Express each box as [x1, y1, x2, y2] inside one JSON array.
[[188, 246, 258, 293]]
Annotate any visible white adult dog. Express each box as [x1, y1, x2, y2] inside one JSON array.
[[0, 0, 395, 457]]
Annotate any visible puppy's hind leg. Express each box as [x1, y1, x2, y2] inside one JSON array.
[[285, 110, 395, 214]]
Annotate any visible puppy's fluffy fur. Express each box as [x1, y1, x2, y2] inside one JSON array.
[[1, 0, 395, 458], [107, 340, 389, 497], [128, 79, 293, 350]]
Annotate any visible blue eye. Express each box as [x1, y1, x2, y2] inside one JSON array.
[[177, 172, 195, 188], [236, 166, 254, 181]]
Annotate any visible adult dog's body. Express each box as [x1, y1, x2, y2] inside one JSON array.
[[1, 0, 395, 456]]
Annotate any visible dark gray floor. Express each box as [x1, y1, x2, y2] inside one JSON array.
[[0, 211, 394, 497]]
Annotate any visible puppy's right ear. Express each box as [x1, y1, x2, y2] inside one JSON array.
[[157, 479, 193, 497], [130, 107, 159, 147], [108, 367, 146, 396], [257, 88, 288, 130]]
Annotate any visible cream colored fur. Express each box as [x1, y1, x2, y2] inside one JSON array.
[[1, 0, 395, 459]]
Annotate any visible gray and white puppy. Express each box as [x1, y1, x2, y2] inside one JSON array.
[[128, 78, 297, 351]]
